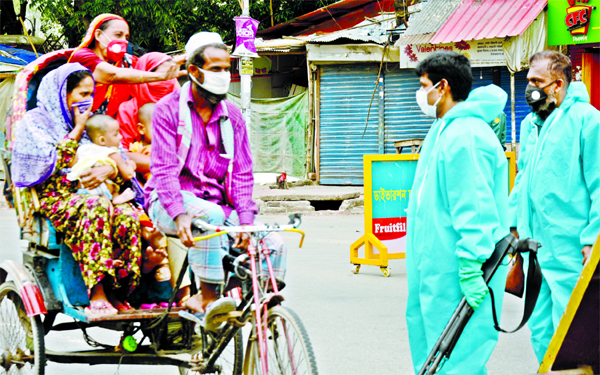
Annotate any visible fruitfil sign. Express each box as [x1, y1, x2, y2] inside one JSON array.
[[549, 0, 600, 45], [350, 152, 517, 277], [350, 154, 418, 276]]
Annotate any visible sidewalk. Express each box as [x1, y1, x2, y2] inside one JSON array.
[[253, 179, 364, 215]]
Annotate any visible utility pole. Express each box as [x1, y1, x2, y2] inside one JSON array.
[[240, 0, 253, 126]]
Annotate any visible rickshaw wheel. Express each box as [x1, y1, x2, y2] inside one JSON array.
[[0, 281, 45, 375]]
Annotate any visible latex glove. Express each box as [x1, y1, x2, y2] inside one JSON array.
[[458, 258, 488, 310]]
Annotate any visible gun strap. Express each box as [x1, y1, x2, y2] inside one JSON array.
[[489, 249, 542, 333]]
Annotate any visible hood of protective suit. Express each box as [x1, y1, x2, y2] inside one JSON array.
[[561, 81, 590, 108], [531, 81, 589, 126], [443, 84, 508, 125]]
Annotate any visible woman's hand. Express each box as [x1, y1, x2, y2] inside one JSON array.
[[74, 105, 93, 129], [68, 105, 93, 141], [172, 55, 188, 78], [173, 54, 187, 66], [79, 165, 114, 190], [161, 61, 180, 81]]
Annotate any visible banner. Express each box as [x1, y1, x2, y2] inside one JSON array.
[[400, 38, 506, 68], [232, 17, 260, 58]]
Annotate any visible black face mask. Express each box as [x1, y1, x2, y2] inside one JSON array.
[[525, 81, 555, 106]]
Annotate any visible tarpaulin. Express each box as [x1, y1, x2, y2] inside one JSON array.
[[502, 11, 563, 73], [0, 44, 37, 65], [227, 91, 308, 178]]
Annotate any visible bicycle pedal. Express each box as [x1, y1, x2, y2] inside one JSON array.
[[225, 310, 243, 320], [179, 310, 203, 324], [213, 310, 241, 325]]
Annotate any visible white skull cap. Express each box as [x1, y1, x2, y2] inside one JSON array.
[[185, 32, 224, 60]]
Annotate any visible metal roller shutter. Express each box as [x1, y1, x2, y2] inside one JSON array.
[[319, 64, 379, 185], [383, 68, 434, 154], [471, 67, 495, 90], [500, 68, 529, 143]]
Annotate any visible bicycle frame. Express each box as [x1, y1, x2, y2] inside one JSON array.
[[188, 213, 305, 374]]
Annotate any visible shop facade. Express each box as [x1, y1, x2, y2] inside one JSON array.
[[548, 0, 600, 110]]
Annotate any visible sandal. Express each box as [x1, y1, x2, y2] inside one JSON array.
[[139, 303, 159, 310], [84, 300, 118, 316]]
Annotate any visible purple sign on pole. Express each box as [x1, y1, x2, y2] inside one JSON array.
[[233, 16, 260, 57]]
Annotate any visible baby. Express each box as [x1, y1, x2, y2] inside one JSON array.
[[67, 115, 136, 204]]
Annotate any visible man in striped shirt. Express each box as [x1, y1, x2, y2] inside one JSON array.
[[145, 32, 287, 313]]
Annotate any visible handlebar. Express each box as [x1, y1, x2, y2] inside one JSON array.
[[192, 212, 305, 247]]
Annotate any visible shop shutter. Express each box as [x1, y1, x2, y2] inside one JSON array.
[[471, 67, 495, 90], [500, 68, 529, 143], [383, 68, 434, 154], [319, 64, 379, 185]]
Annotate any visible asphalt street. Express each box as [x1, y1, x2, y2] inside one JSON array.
[[0, 208, 539, 375]]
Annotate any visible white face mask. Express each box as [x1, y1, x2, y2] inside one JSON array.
[[416, 81, 441, 118], [190, 68, 231, 95]]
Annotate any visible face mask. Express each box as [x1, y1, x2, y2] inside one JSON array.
[[525, 81, 556, 106], [99, 31, 128, 62], [190, 68, 231, 95], [416, 82, 441, 118], [71, 99, 93, 113]]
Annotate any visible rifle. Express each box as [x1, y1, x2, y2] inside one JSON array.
[[418, 235, 541, 375]]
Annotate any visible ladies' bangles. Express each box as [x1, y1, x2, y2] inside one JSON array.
[[140, 73, 144, 83]]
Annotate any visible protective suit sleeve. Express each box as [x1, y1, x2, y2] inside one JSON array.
[[579, 111, 600, 246], [458, 258, 488, 309], [441, 128, 502, 262], [507, 115, 533, 229]]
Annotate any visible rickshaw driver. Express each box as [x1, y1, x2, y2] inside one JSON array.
[[144, 32, 287, 317]]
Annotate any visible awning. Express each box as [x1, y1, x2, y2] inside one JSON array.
[[430, 0, 547, 44], [257, 0, 394, 39], [255, 38, 307, 53]]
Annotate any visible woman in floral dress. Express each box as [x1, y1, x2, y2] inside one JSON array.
[[11, 63, 141, 315]]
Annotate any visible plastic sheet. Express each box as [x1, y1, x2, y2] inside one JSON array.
[[227, 91, 308, 178]]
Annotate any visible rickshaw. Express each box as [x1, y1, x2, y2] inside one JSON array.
[[0, 50, 318, 375]]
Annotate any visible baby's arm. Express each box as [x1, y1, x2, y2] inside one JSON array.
[[109, 153, 137, 180]]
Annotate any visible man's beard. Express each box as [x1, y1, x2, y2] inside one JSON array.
[[532, 91, 558, 121], [195, 83, 227, 105]]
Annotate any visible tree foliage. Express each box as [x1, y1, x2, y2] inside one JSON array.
[[1, 0, 28, 35], [29, 0, 339, 52]]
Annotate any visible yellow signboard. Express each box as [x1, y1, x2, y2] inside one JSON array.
[[351, 152, 516, 277]]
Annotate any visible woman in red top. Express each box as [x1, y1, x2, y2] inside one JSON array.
[[69, 14, 184, 118], [117, 52, 179, 177]]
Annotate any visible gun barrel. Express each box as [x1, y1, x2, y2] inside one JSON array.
[[416, 234, 518, 375], [418, 299, 469, 375]]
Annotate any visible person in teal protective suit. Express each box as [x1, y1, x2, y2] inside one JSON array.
[[508, 50, 600, 364], [406, 51, 509, 375]]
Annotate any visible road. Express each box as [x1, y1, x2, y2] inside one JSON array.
[[0, 208, 539, 374]]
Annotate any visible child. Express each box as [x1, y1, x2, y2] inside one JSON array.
[[128, 225, 175, 309], [128, 103, 154, 183], [67, 115, 136, 204]]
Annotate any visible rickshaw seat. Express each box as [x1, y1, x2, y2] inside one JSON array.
[[25, 216, 90, 308]]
